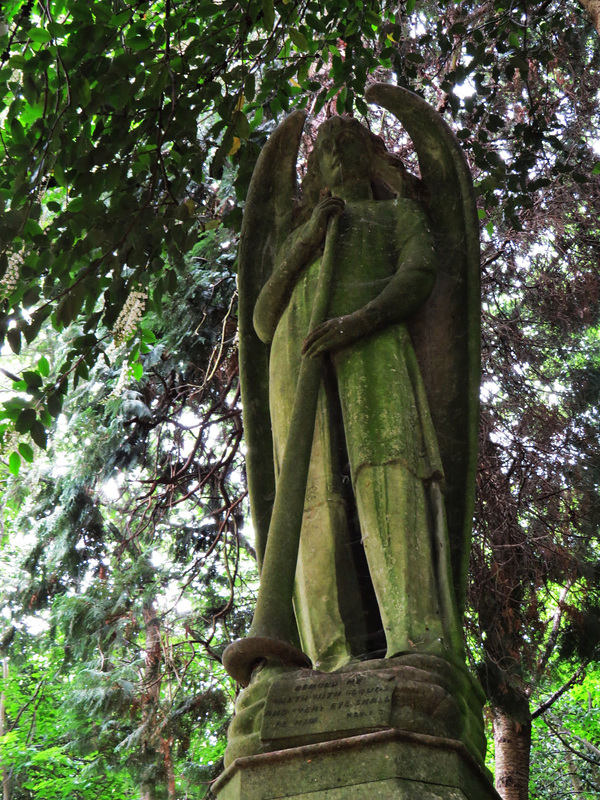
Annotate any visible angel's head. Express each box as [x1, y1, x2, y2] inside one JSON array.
[[297, 116, 419, 222], [312, 116, 373, 194]]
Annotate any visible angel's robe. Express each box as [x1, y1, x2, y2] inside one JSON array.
[[265, 198, 461, 671]]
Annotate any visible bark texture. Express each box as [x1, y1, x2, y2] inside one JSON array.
[[493, 710, 531, 800], [580, 0, 600, 36]]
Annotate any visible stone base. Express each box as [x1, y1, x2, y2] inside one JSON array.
[[213, 729, 501, 800], [224, 655, 488, 769]]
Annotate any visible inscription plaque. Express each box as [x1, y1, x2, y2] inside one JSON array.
[[261, 671, 395, 744]]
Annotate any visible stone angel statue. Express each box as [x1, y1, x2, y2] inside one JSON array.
[[223, 84, 480, 690]]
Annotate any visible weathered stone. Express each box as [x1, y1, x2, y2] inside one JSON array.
[[215, 730, 501, 800], [223, 656, 487, 770], [218, 84, 490, 800], [261, 670, 395, 743], [225, 83, 480, 686]]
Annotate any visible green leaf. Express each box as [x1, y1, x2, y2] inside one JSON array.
[[2, 398, 28, 417], [592, 162, 600, 175], [15, 408, 36, 434], [306, 13, 325, 33], [75, 361, 89, 382], [22, 287, 40, 308], [406, 0, 416, 13], [132, 362, 143, 381], [9, 118, 24, 143], [67, 196, 84, 212], [244, 73, 255, 102], [54, 164, 67, 187], [75, 77, 92, 107], [233, 110, 250, 139], [111, 10, 132, 25], [289, 28, 308, 51], [46, 393, 63, 418], [23, 371, 43, 389], [364, 10, 381, 28], [6, 328, 21, 355], [55, 290, 83, 328], [24, 307, 52, 344], [572, 172, 589, 184], [27, 28, 52, 44], [31, 421, 47, 450], [72, 333, 98, 349], [127, 34, 152, 51], [37, 356, 50, 377], [18, 442, 34, 463], [251, 105, 264, 130], [24, 218, 43, 237], [47, 21, 66, 38], [510, 56, 529, 73], [39, 408, 52, 426], [8, 452, 20, 476], [262, 0, 274, 31], [336, 87, 347, 114]]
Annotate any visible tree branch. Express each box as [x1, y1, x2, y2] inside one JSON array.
[[531, 663, 587, 719]]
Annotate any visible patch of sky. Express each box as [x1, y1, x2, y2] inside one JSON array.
[[409, 14, 427, 38], [22, 612, 50, 635], [150, 549, 166, 568], [514, 361, 529, 377], [454, 79, 476, 99], [101, 476, 122, 501], [489, 428, 508, 446], [480, 380, 502, 404], [178, 410, 201, 429]]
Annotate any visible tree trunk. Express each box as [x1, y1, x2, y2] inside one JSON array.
[[140, 603, 162, 800], [140, 783, 157, 800], [493, 709, 531, 800], [161, 735, 176, 800], [564, 744, 585, 795], [140, 602, 176, 800]]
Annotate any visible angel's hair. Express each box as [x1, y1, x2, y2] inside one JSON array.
[[294, 116, 421, 225]]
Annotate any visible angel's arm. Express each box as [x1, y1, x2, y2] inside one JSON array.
[[303, 203, 437, 357], [253, 197, 344, 344]]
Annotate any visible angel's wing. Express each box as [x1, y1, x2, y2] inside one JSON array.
[[237, 111, 307, 569], [366, 84, 481, 612]]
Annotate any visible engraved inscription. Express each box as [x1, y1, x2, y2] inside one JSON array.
[[260, 671, 394, 743]]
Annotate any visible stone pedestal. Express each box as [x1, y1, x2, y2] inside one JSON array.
[[213, 729, 501, 799], [216, 656, 498, 800]]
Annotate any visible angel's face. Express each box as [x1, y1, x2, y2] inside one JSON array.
[[315, 118, 371, 193]]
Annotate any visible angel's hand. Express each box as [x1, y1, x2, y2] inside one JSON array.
[[302, 310, 372, 358], [306, 196, 345, 246]]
